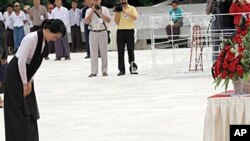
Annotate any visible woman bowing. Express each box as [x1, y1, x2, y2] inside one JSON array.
[[4, 19, 66, 141]]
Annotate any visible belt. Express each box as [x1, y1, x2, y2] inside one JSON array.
[[14, 26, 23, 28], [91, 29, 105, 32]]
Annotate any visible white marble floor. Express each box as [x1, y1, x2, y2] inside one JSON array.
[[0, 49, 228, 141]]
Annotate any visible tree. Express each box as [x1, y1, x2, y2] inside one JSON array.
[[138, 0, 153, 6]]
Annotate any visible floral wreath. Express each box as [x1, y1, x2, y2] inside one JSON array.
[[212, 15, 250, 91]]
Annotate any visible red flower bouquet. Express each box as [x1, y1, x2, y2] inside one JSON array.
[[212, 18, 250, 91]]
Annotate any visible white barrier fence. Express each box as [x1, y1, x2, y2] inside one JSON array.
[[146, 12, 243, 76]]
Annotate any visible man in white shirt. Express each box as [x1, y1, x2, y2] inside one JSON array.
[[44, 3, 55, 60], [47, 3, 54, 20], [85, 0, 111, 77], [3, 4, 14, 54], [69, 0, 82, 52], [12, 2, 27, 52], [52, 0, 71, 60], [24, 5, 33, 35]]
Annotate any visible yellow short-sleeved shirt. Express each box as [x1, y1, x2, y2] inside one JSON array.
[[117, 5, 138, 30]]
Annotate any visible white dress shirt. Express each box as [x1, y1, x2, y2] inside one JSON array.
[[85, 6, 110, 30], [48, 12, 53, 20], [0, 12, 3, 21], [3, 11, 14, 29], [15, 31, 45, 84], [51, 6, 69, 25], [12, 11, 26, 27], [25, 13, 33, 27], [69, 8, 82, 26]]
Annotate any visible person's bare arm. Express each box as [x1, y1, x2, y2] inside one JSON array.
[[123, 7, 137, 20], [114, 12, 121, 25], [85, 7, 94, 24], [206, 0, 212, 15]]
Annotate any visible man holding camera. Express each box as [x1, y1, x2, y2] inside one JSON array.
[[85, 0, 111, 77], [114, 0, 138, 76]]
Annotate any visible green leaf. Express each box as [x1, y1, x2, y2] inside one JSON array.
[[243, 72, 249, 81], [215, 77, 223, 89], [229, 39, 234, 46], [224, 78, 230, 92]]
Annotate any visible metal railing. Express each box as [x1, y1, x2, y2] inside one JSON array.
[[147, 12, 247, 76]]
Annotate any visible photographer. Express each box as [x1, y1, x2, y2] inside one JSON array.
[[85, 0, 111, 77], [206, 0, 234, 62], [114, 0, 138, 76]]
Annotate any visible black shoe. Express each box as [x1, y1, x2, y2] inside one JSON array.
[[117, 71, 125, 76], [130, 71, 138, 75], [54, 58, 61, 61], [88, 73, 97, 77], [45, 57, 49, 60], [85, 55, 90, 59], [65, 57, 71, 60], [102, 73, 108, 76]]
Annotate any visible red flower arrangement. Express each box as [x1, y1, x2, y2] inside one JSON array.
[[212, 18, 250, 91]]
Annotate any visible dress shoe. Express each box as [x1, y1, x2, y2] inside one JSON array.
[[102, 73, 108, 76], [54, 58, 61, 61], [85, 55, 90, 59], [117, 71, 125, 76], [65, 57, 71, 60], [88, 73, 97, 77], [130, 71, 138, 75]]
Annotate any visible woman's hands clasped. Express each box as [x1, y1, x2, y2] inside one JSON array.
[[23, 81, 32, 97]]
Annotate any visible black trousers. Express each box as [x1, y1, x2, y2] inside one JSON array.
[[5, 28, 14, 48], [44, 41, 55, 58], [117, 29, 135, 72], [71, 25, 82, 52], [165, 23, 182, 40], [84, 25, 90, 56]]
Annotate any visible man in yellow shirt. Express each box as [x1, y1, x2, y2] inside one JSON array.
[[114, 0, 138, 76]]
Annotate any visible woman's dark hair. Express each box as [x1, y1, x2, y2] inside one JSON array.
[[171, 0, 179, 5], [71, 0, 78, 3], [41, 19, 66, 36], [7, 4, 13, 8]]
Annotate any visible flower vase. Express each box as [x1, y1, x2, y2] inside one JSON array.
[[233, 78, 244, 94]]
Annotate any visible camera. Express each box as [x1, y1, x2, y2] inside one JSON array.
[[113, 2, 123, 12], [95, 5, 101, 10]]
